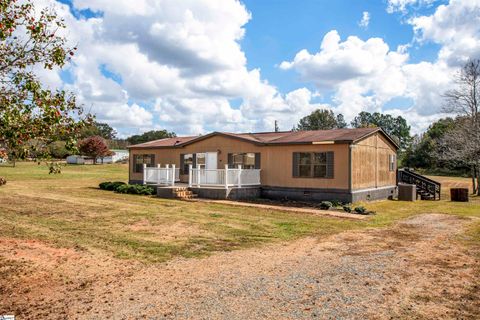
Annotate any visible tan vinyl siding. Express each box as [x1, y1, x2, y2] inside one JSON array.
[[351, 133, 397, 190], [130, 131, 396, 191]]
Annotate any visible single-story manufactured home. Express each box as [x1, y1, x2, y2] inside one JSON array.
[[128, 128, 398, 202]]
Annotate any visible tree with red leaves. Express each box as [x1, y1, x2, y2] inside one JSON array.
[[78, 136, 112, 164], [0, 0, 92, 163]]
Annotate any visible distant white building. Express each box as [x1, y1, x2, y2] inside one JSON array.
[[96, 149, 129, 164], [67, 150, 129, 164], [66, 155, 88, 164]]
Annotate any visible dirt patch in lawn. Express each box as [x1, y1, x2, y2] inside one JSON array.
[[128, 219, 213, 241], [1, 214, 479, 319]]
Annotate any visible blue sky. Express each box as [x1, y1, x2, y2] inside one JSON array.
[[46, 0, 479, 136], [242, 0, 442, 93]]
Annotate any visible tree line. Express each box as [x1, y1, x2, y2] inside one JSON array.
[[296, 109, 412, 151], [295, 60, 480, 195]]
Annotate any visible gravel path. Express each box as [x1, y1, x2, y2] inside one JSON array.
[[1, 214, 479, 319]]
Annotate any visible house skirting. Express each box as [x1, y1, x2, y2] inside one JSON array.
[[261, 185, 397, 203], [130, 179, 397, 202]]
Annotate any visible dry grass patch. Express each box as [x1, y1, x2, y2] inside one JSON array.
[[1, 162, 480, 263]]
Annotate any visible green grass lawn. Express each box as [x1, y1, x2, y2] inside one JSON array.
[[0, 162, 479, 262]]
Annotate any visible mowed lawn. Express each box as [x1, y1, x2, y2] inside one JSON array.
[[0, 162, 479, 263]]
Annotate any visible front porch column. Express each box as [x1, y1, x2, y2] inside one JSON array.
[[188, 164, 193, 187], [237, 165, 242, 188], [171, 164, 176, 186], [224, 164, 229, 189], [143, 163, 147, 185]]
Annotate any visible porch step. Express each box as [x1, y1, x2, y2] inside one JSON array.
[[157, 186, 198, 199], [172, 188, 198, 199]]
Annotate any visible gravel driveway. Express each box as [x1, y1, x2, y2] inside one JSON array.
[[1, 214, 479, 319]]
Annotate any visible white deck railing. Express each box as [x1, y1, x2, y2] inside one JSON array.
[[143, 164, 180, 186], [189, 164, 261, 188]]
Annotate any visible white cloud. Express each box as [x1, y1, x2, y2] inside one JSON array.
[[386, 0, 439, 13], [31, 0, 323, 135], [280, 29, 456, 133], [410, 0, 480, 66], [359, 11, 370, 28], [280, 30, 409, 90], [30, 0, 477, 136]]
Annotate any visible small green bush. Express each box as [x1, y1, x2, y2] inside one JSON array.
[[115, 184, 130, 194], [354, 206, 367, 214], [99, 181, 126, 191], [331, 200, 342, 207], [99, 182, 110, 190], [111, 183, 154, 195], [46, 161, 64, 174], [319, 201, 332, 210], [342, 205, 352, 213]]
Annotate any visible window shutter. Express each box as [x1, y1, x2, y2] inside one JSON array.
[[227, 153, 233, 168], [133, 155, 138, 173], [326, 151, 334, 178], [180, 154, 185, 174], [292, 152, 299, 177], [192, 153, 197, 168], [151, 154, 155, 166], [254, 153, 261, 169]]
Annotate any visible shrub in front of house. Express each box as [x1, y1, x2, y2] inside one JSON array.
[[99, 181, 155, 196], [319, 201, 332, 210], [330, 200, 342, 207], [354, 206, 368, 214], [99, 181, 126, 191], [115, 184, 155, 195], [342, 205, 352, 213]]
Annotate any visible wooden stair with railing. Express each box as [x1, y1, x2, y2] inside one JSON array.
[[397, 168, 441, 200]]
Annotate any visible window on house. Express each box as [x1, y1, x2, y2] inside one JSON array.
[[313, 152, 327, 178], [389, 154, 396, 171], [293, 152, 334, 178], [196, 153, 206, 169], [133, 154, 155, 173], [228, 153, 260, 169], [180, 153, 194, 174], [298, 152, 312, 177]]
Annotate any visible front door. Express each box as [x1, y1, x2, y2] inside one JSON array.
[[205, 152, 217, 169], [196, 152, 219, 184]]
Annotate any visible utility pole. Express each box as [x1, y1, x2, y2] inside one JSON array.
[[274, 120, 279, 132]]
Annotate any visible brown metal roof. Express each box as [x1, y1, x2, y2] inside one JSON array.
[[128, 127, 398, 149], [128, 136, 198, 148]]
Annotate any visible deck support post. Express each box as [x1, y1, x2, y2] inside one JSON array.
[[171, 164, 176, 186], [188, 164, 193, 187], [238, 165, 242, 188], [224, 164, 229, 189], [143, 163, 147, 185]]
